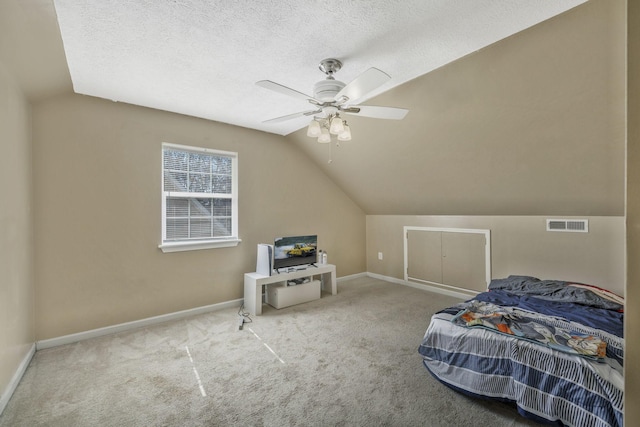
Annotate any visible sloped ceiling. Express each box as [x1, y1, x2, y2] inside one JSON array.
[[1, 0, 625, 216], [52, 0, 586, 136], [286, 0, 625, 216]]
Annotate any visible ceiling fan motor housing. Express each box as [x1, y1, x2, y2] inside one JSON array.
[[313, 79, 346, 102]]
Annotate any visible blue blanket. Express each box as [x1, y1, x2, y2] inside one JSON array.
[[473, 289, 623, 337], [488, 275, 623, 311], [419, 313, 624, 427], [420, 276, 625, 427], [440, 276, 624, 338]]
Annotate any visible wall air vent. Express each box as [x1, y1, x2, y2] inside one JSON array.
[[546, 219, 588, 233]]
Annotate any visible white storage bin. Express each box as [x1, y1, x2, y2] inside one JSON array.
[[266, 280, 321, 309]]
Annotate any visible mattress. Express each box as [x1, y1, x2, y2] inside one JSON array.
[[418, 276, 624, 427]]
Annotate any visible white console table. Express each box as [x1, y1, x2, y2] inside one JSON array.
[[244, 264, 337, 315]]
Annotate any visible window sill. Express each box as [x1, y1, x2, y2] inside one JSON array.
[[159, 238, 242, 253]]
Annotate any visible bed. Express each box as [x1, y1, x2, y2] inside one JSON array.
[[418, 275, 624, 427]]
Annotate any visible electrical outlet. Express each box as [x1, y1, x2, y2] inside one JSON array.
[[378, 252, 383, 260], [238, 315, 244, 330]]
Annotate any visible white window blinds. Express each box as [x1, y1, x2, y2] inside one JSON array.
[[161, 144, 238, 250]]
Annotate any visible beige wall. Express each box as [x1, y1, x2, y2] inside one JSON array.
[[627, 1, 638, 425], [0, 61, 34, 405], [32, 94, 365, 340], [0, 0, 70, 101], [367, 215, 625, 295]]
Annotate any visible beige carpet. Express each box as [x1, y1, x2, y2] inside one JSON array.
[[0, 276, 540, 426]]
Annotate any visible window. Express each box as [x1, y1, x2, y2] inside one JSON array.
[[159, 143, 240, 252]]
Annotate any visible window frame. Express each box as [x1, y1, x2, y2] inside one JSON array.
[[159, 142, 241, 253]]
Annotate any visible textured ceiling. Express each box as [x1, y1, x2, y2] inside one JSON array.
[[53, 0, 586, 136]]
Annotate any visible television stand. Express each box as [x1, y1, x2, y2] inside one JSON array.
[[275, 263, 317, 274], [243, 264, 336, 315]]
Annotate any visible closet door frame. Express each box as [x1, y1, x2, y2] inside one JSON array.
[[403, 226, 492, 292]]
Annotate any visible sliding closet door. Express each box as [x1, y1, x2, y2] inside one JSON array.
[[441, 231, 487, 292], [406, 229, 442, 284]]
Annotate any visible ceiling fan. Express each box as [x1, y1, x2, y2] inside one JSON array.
[[256, 58, 409, 142]]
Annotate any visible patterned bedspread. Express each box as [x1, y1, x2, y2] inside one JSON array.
[[452, 301, 608, 360], [418, 277, 624, 427]]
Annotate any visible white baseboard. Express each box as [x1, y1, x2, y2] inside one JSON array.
[[0, 343, 35, 416], [35, 271, 469, 352], [36, 298, 243, 350], [35, 271, 366, 351], [337, 271, 367, 282], [3, 271, 468, 415], [366, 272, 476, 300]]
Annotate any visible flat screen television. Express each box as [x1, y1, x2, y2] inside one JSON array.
[[273, 235, 317, 271]]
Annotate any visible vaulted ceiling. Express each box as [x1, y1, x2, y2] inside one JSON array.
[[284, 1, 625, 215], [50, 0, 586, 136], [0, 0, 626, 216]]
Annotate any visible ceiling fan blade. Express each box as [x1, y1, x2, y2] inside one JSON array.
[[256, 80, 321, 104], [343, 105, 409, 120], [335, 68, 391, 103], [263, 109, 321, 124]]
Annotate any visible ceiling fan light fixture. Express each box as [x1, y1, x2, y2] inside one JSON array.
[[318, 127, 331, 143], [329, 116, 344, 135], [258, 58, 408, 150], [307, 119, 321, 137], [338, 124, 352, 141]]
